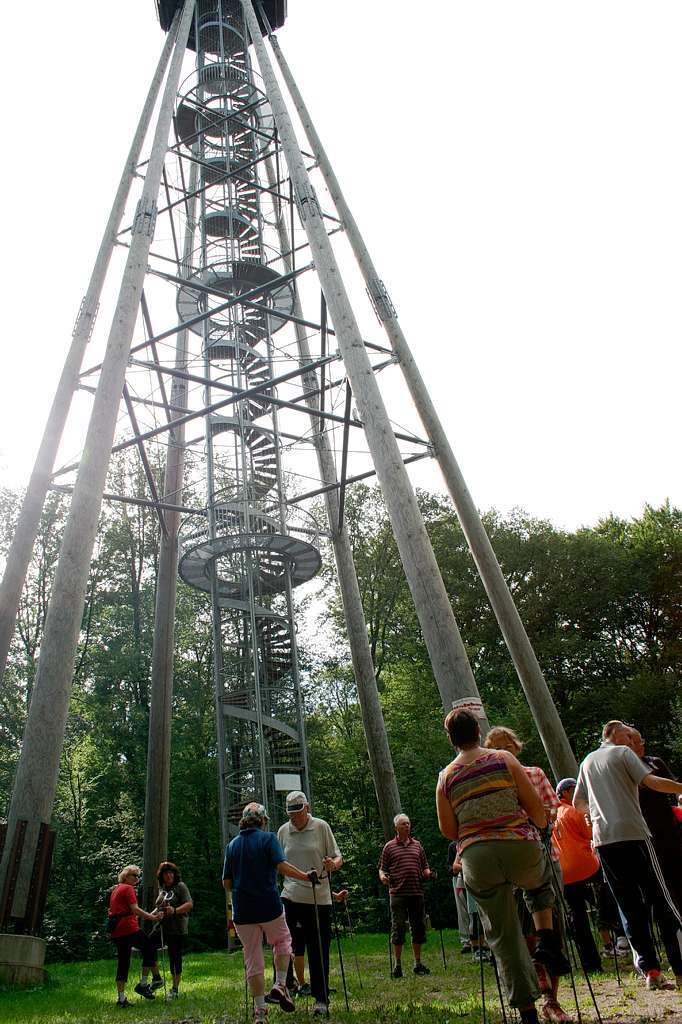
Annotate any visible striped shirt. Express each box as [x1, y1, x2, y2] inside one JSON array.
[[525, 766, 559, 811], [439, 751, 539, 854], [525, 764, 560, 860], [379, 837, 429, 896]]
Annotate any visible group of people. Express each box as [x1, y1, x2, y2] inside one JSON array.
[[437, 711, 682, 1024], [108, 717, 682, 1023], [107, 861, 193, 1007], [222, 790, 342, 1021]]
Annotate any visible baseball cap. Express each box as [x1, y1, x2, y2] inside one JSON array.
[[285, 791, 308, 813], [242, 802, 268, 821], [556, 778, 577, 798]]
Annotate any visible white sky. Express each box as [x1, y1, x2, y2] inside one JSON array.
[[1, 1, 680, 531]]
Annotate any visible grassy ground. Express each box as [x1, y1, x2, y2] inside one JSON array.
[[1, 930, 680, 1024]]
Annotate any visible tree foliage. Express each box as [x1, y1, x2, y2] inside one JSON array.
[[1, 475, 680, 953]]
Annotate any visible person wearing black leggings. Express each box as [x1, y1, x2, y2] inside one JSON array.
[[108, 865, 163, 1007], [155, 861, 193, 999]]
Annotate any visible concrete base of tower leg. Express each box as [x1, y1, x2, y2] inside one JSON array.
[[0, 934, 47, 986]]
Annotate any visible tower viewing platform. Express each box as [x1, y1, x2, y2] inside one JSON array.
[[155, 0, 287, 48]]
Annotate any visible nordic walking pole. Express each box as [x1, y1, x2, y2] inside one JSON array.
[[310, 874, 330, 1019], [342, 899, 363, 989], [385, 882, 394, 978], [543, 836, 603, 1024], [426, 870, 446, 968], [328, 878, 350, 1011], [151, 890, 171, 1000], [158, 918, 168, 1001], [490, 953, 509, 1024], [475, 911, 487, 1024]]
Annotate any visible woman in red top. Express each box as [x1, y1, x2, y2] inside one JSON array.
[[109, 864, 163, 1007]]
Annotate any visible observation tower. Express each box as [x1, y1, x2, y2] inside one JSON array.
[[0, 0, 575, 982]]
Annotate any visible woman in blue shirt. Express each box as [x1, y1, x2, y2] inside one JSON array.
[[222, 802, 318, 1023]]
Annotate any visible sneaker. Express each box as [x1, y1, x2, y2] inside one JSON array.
[[150, 976, 164, 991], [540, 998, 572, 1022], [616, 936, 630, 953], [312, 1002, 328, 1017], [474, 949, 491, 962], [134, 982, 155, 1000], [167, 988, 178, 999], [413, 961, 430, 975], [254, 1008, 269, 1023], [646, 971, 675, 990], [265, 983, 295, 1013], [391, 963, 403, 978], [601, 943, 614, 956], [116, 998, 131, 1009], [460, 943, 472, 955], [296, 982, 312, 997]]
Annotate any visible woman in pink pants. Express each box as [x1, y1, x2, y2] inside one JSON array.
[[222, 802, 318, 1023]]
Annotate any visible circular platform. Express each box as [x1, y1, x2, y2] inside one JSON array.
[[175, 71, 274, 153], [177, 259, 295, 342], [179, 528, 321, 605]]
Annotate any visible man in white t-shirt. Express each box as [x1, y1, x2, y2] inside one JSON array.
[[277, 791, 343, 1016], [574, 720, 682, 991]]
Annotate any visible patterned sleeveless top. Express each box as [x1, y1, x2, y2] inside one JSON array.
[[438, 750, 539, 853]]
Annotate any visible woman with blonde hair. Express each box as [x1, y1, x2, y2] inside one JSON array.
[[108, 864, 163, 1007]]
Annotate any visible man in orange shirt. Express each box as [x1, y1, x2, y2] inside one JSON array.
[[552, 779, 604, 973]]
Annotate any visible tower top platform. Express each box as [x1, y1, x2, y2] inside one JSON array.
[[154, 1, 287, 49]]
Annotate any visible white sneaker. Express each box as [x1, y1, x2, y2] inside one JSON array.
[[616, 937, 630, 953]]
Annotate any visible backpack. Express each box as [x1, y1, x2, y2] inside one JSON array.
[[106, 911, 125, 935], [104, 885, 127, 938]]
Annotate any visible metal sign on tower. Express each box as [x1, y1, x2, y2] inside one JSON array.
[[0, 0, 575, 983]]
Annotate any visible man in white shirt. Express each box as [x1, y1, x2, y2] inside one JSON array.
[[277, 791, 343, 1016], [574, 720, 682, 991]]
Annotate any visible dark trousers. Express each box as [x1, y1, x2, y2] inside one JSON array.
[[389, 893, 427, 946], [598, 839, 682, 975], [166, 934, 184, 976], [114, 930, 157, 982], [564, 871, 603, 972], [282, 898, 331, 1003], [652, 837, 682, 916]]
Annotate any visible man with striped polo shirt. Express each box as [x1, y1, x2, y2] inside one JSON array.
[[379, 813, 432, 978]]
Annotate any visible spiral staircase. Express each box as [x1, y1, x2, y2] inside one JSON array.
[[175, 0, 319, 834]]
